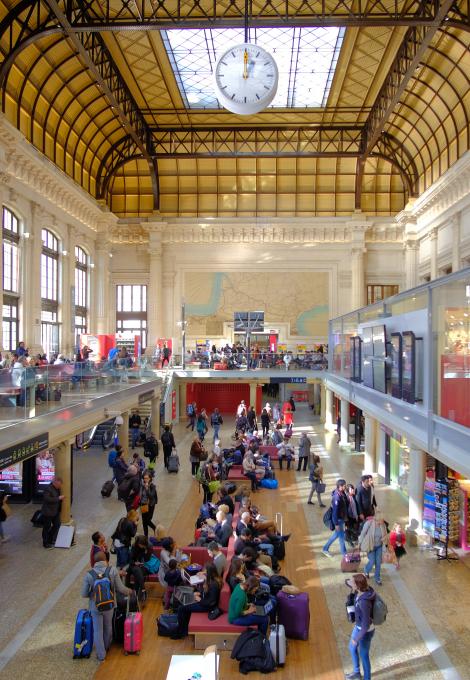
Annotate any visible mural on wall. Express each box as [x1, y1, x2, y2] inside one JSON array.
[[184, 271, 329, 336]]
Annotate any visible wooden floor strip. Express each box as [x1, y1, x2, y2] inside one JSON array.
[[94, 469, 344, 680]]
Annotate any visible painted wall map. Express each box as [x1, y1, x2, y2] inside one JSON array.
[[184, 272, 328, 336]]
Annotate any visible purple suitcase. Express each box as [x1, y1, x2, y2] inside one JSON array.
[[276, 591, 310, 640]]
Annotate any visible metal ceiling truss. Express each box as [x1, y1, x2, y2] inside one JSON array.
[[149, 127, 363, 158]]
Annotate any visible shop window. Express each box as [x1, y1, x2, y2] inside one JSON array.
[[116, 285, 147, 350], [366, 284, 399, 305]]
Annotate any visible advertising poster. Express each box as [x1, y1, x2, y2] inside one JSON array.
[[36, 450, 56, 487], [277, 343, 287, 353], [172, 390, 177, 420], [297, 344, 307, 353], [0, 463, 23, 494]]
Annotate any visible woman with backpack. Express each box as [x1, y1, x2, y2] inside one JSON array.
[[345, 573, 376, 680], [307, 454, 326, 506], [196, 411, 208, 442]]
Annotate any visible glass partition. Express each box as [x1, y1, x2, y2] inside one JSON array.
[[342, 312, 359, 379], [388, 292, 427, 316]]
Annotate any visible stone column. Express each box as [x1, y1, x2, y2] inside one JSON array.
[[60, 225, 77, 356], [351, 247, 366, 310], [320, 383, 326, 422], [249, 382, 257, 409], [120, 410, 129, 457], [404, 237, 419, 290], [376, 424, 386, 481], [324, 387, 334, 431], [451, 213, 461, 274], [162, 270, 176, 340], [146, 223, 164, 353], [363, 414, 376, 474], [313, 382, 321, 416], [339, 398, 350, 446], [25, 202, 44, 353], [408, 447, 426, 534], [54, 440, 72, 524], [151, 395, 161, 439], [429, 227, 438, 280], [0, 174, 9, 349]]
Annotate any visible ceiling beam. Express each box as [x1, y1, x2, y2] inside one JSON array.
[[361, 0, 457, 157]]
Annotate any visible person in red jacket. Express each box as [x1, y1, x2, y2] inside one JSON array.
[[389, 523, 407, 569]]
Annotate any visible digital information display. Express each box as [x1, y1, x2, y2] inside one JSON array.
[[0, 463, 23, 495], [0, 433, 49, 471], [36, 450, 56, 487]]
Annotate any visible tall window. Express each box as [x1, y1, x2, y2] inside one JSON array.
[[367, 284, 399, 305], [41, 229, 60, 356], [74, 246, 88, 338], [116, 285, 147, 349], [2, 207, 20, 351]]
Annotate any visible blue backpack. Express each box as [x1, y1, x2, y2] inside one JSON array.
[[89, 567, 114, 612], [108, 450, 117, 469]]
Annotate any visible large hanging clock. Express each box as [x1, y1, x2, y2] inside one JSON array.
[[213, 43, 279, 115]]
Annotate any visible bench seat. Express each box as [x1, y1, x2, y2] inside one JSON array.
[[228, 467, 263, 482], [189, 612, 255, 650], [259, 445, 279, 461]]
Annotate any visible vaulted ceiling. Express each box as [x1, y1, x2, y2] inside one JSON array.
[[0, 0, 469, 218]]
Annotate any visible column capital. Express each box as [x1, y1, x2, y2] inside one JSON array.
[[404, 235, 419, 251], [428, 226, 438, 242], [0, 171, 10, 185]]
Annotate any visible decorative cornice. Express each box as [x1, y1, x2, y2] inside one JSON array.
[[0, 113, 106, 232]]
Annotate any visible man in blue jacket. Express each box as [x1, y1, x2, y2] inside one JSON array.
[[322, 478, 348, 557]]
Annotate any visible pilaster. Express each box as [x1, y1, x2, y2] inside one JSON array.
[[451, 213, 461, 274], [146, 221, 165, 352], [429, 227, 438, 280]]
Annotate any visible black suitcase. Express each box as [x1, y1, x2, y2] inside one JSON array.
[[157, 613, 179, 637], [101, 480, 114, 498]]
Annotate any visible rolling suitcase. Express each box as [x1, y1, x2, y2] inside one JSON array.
[[167, 454, 179, 473], [73, 609, 93, 658], [124, 599, 143, 655], [101, 480, 114, 497], [276, 591, 310, 640], [114, 593, 138, 643], [269, 624, 286, 666]]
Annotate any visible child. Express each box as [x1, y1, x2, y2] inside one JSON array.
[[132, 452, 146, 474], [389, 523, 407, 569], [163, 558, 183, 609]]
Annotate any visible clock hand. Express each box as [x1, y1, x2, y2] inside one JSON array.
[[243, 49, 248, 80]]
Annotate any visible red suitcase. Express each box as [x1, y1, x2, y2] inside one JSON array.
[[276, 591, 310, 640], [124, 605, 143, 655]]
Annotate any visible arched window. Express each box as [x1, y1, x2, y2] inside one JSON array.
[[41, 228, 60, 356], [2, 206, 20, 351], [74, 246, 88, 338]]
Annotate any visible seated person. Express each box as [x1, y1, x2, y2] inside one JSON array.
[[207, 541, 227, 577], [276, 437, 294, 470], [215, 486, 235, 516], [175, 563, 222, 637], [234, 529, 276, 570], [149, 524, 168, 547], [212, 510, 233, 547], [271, 424, 284, 446], [125, 535, 152, 601], [240, 499, 278, 535], [226, 556, 248, 592], [158, 536, 179, 586], [242, 453, 260, 493], [228, 575, 269, 635], [163, 558, 183, 610], [217, 503, 233, 527]]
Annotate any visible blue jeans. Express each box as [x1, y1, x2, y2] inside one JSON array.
[[365, 545, 383, 583], [323, 519, 346, 555], [258, 542, 274, 557], [131, 427, 140, 448], [231, 614, 269, 635], [213, 425, 220, 442], [349, 625, 375, 680], [90, 608, 114, 661], [116, 545, 130, 568]]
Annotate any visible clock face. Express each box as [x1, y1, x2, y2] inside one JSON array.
[[213, 43, 279, 115]]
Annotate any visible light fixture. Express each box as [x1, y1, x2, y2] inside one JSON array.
[[23, 231, 30, 239], [90, 263, 95, 269], [62, 249, 68, 256]]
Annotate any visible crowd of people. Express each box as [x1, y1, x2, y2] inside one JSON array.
[[185, 342, 328, 371]]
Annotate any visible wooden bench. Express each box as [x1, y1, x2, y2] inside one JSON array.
[[227, 465, 264, 482], [259, 445, 279, 461]]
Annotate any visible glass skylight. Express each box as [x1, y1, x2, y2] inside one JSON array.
[[162, 27, 345, 109]]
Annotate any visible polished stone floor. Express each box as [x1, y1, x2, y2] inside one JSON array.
[[0, 403, 467, 679]]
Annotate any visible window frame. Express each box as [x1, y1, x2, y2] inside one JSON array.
[[116, 284, 147, 350]]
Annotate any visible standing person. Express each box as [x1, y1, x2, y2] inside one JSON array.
[[111, 510, 139, 569], [210, 407, 223, 443], [143, 432, 159, 474], [237, 400, 246, 417], [336, 414, 341, 444], [90, 532, 110, 567], [190, 435, 205, 476], [162, 342, 171, 367], [289, 395, 296, 412], [161, 424, 176, 469], [389, 523, 407, 569], [117, 465, 140, 512], [356, 475, 377, 521], [345, 574, 376, 680], [129, 410, 142, 449], [81, 550, 132, 662], [140, 471, 158, 537], [322, 479, 348, 558], [186, 401, 197, 430], [345, 484, 360, 546], [307, 454, 325, 506], [41, 476, 64, 549], [107, 444, 120, 481], [297, 431, 311, 471], [196, 411, 208, 442], [260, 408, 270, 438], [282, 402, 294, 435], [359, 511, 388, 585], [235, 411, 248, 435], [113, 448, 128, 486], [272, 402, 281, 425], [247, 406, 257, 434], [0, 491, 10, 543]]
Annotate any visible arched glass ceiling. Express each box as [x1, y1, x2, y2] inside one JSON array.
[[162, 27, 345, 109]]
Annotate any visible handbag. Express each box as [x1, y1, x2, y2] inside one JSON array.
[[382, 547, 396, 564], [316, 482, 326, 493], [140, 503, 149, 514], [199, 449, 208, 461], [208, 607, 222, 620], [144, 554, 161, 574], [208, 480, 220, 493], [131, 494, 141, 510], [345, 591, 356, 622]]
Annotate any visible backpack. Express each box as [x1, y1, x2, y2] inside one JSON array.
[[323, 506, 335, 531], [161, 431, 172, 448], [371, 592, 388, 625], [108, 450, 117, 469], [117, 477, 132, 502], [232, 630, 275, 675], [89, 567, 114, 612]]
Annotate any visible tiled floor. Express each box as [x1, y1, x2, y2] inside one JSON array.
[[0, 403, 468, 679]]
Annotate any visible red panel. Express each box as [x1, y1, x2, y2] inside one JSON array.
[[186, 383, 249, 414], [256, 385, 262, 413], [441, 355, 470, 428]]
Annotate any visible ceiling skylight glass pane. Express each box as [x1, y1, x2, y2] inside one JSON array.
[[162, 27, 344, 110]]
